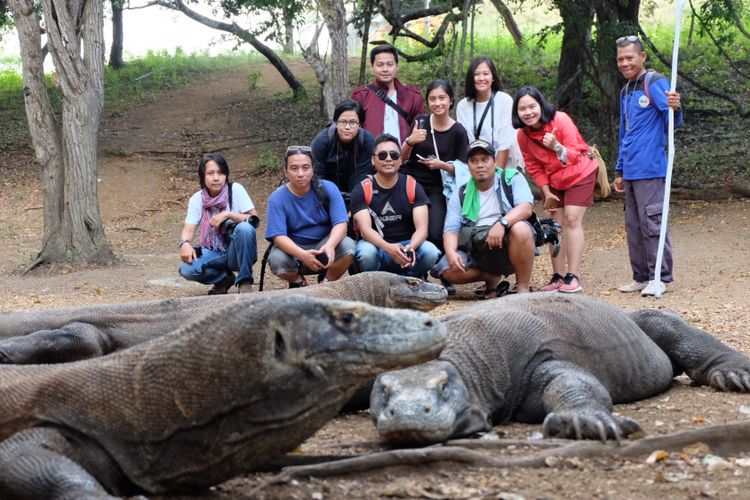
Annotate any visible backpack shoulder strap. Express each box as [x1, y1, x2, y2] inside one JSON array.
[[367, 84, 410, 121], [312, 178, 330, 211], [228, 181, 234, 210], [458, 184, 467, 207], [405, 174, 417, 204], [498, 171, 516, 213], [361, 175, 374, 206], [643, 69, 656, 104]]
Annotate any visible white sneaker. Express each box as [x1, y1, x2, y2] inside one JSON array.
[[619, 280, 647, 293], [641, 280, 668, 296]]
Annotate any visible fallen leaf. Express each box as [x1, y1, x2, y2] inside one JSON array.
[[689, 416, 706, 423], [682, 442, 711, 456], [646, 450, 670, 464]]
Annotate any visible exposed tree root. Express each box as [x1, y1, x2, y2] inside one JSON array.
[[250, 421, 750, 495]]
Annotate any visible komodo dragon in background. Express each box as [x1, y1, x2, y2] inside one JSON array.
[[0, 271, 447, 364], [0, 295, 446, 498], [371, 293, 750, 445]]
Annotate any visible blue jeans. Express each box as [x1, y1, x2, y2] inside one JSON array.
[[355, 239, 440, 277], [179, 222, 258, 285]]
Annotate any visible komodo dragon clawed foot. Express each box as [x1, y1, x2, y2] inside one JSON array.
[[707, 357, 750, 392], [542, 410, 643, 442]]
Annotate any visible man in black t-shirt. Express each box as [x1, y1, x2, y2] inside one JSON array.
[[350, 134, 441, 277]]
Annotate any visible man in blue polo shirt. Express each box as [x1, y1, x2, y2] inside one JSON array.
[[613, 36, 682, 297], [265, 146, 355, 287]]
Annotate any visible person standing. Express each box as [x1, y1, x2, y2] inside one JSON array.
[[265, 146, 355, 288], [351, 134, 440, 276], [513, 86, 598, 294], [613, 36, 682, 296], [310, 99, 374, 208], [455, 56, 522, 169], [351, 44, 426, 144], [400, 79, 469, 251], [179, 154, 258, 294]]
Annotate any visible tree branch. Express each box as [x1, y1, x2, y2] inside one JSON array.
[[156, 0, 306, 98], [688, 0, 750, 80], [251, 420, 750, 496], [637, 26, 748, 116]]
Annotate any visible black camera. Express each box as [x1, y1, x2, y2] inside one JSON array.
[[535, 218, 562, 257]]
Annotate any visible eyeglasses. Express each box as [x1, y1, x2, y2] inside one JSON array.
[[374, 151, 400, 161], [285, 145, 312, 158], [336, 119, 360, 129], [616, 35, 640, 45]]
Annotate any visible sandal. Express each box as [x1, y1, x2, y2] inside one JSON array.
[[289, 275, 308, 289], [478, 281, 510, 300]]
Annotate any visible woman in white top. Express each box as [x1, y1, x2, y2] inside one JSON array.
[[456, 56, 523, 169]]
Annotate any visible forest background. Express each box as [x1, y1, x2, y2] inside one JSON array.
[[0, 0, 749, 269]]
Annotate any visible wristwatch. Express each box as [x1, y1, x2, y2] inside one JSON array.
[[499, 218, 510, 228], [179, 239, 191, 249], [553, 143, 564, 154]]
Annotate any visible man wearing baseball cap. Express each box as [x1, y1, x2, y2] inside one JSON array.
[[432, 139, 536, 297]]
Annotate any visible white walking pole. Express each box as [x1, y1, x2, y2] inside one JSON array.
[[653, 0, 687, 299]]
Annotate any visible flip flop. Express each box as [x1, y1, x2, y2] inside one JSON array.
[[478, 281, 510, 300]]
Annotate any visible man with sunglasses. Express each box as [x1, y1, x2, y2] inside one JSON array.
[[613, 35, 682, 297], [350, 134, 440, 277], [265, 146, 355, 287]]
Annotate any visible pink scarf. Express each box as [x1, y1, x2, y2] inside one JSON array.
[[199, 185, 229, 251]]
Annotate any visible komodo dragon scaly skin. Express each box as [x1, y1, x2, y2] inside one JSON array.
[[0, 295, 446, 498], [371, 293, 750, 445], [0, 272, 447, 364]]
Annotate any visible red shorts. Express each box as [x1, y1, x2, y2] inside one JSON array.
[[546, 169, 596, 208]]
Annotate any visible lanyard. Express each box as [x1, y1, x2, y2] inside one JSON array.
[[472, 91, 495, 140]]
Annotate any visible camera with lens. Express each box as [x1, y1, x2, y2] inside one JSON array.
[[534, 218, 562, 257]]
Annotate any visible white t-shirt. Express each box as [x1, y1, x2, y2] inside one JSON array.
[[383, 90, 401, 142], [456, 91, 525, 169], [185, 182, 254, 225], [476, 185, 503, 227]]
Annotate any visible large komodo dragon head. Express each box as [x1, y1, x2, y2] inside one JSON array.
[[370, 360, 482, 445], [5, 295, 447, 493]]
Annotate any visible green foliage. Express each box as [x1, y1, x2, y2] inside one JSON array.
[[252, 144, 282, 174], [104, 49, 252, 109], [245, 70, 262, 91]]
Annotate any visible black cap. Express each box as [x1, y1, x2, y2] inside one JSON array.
[[466, 139, 495, 158]]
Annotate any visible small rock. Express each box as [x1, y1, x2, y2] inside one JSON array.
[[735, 457, 750, 467], [703, 454, 732, 472]]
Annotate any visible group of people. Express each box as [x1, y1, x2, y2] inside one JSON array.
[[178, 37, 681, 298]]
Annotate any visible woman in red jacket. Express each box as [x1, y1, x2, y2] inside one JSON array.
[[513, 86, 598, 293]]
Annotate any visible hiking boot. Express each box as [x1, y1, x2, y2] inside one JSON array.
[[440, 278, 456, 296], [559, 273, 582, 293], [540, 273, 565, 292], [208, 272, 235, 295], [619, 280, 647, 293], [237, 280, 254, 293], [641, 280, 668, 296]]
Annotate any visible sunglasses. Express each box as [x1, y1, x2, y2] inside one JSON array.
[[285, 145, 312, 158], [374, 150, 401, 161], [616, 35, 640, 45]]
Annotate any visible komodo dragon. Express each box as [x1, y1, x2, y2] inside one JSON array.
[[371, 293, 750, 445], [0, 271, 447, 364], [0, 294, 446, 498]]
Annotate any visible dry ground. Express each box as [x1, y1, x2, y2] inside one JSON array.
[[1, 62, 750, 499]]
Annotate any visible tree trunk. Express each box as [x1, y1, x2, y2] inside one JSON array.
[[109, 0, 125, 69], [593, 0, 641, 155], [9, 0, 114, 268], [171, 0, 306, 100], [488, 0, 523, 46], [358, 0, 375, 85], [282, 5, 295, 54], [555, 0, 594, 113], [317, 0, 349, 118]]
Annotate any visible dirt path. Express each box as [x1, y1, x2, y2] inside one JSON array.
[[2, 62, 750, 499]]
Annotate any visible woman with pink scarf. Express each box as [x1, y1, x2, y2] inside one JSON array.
[[178, 154, 258, 294]]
